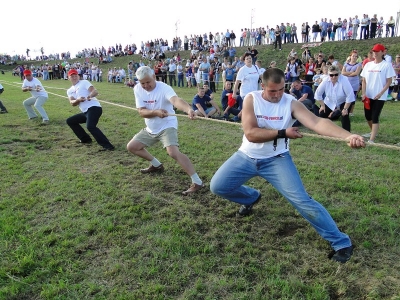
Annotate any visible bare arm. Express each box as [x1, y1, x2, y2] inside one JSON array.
[[232, 79, 240, 99], [170, 95, 195, 119], [292, 100, 365, 148]]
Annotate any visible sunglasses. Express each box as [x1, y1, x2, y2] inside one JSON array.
[[329, 73, 339, 77]]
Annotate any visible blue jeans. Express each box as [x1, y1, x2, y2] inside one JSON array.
[[177, 73, 184, 87], [210, 150, 351, 250], [66, 106, 114, 149]]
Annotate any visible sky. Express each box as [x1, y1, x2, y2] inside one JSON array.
[[2, 0, 398, 58]]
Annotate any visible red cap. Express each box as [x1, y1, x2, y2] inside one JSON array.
[[68, 69, 78, 76], [23, 69, 32, 76], [372, 44, 385, 52]]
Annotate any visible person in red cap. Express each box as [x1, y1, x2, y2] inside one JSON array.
[[360, 44, 396, 143], [66, 69, 115, 151], [21, 69, 50, 123]]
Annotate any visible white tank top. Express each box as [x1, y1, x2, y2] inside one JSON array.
[[239, 91, 296, 159]]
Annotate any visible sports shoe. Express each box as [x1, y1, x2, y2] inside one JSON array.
[[362, 133, 371, 138], [140, 164, 164, 174], [42, 120, 49, 124], [0, 110, 7, 114], [98, 146, 115, 151], [238, 194, 262, 216], [367, 140, 375, 144], [329, 245, 353, 263], [182, 182, 205, 195]]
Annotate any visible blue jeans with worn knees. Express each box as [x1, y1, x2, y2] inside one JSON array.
[[66, 106, 113, 148], [210, 150, 351, 250]]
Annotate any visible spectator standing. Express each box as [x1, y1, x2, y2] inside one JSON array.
[[342, 52, 362, 116], [360, 44, 396, 143], [352, 15, 360, 40], [168, 60, 177, 87], [233, 53, 262, 100]]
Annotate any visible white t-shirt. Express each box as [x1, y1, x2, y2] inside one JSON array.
[[22, 78, 48, 98], [67, 80, 101, 113], [361, 60, 396, 100], [236, 64, 262, 98], [239, 91, 296, 159], [134, 81, 178, 134]]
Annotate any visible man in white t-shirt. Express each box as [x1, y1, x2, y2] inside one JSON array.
[[21, 69, 49, 123], [66, 69, 115, 151], [360, 44, 396, 143], [127, 66, 205, 195]]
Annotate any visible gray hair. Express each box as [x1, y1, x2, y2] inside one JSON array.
[[328, 65, 341, 74], [135, 66, 154, 80]]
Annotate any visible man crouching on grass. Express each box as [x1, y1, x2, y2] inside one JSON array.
[[127, 66, 205, 195], [210, 68, 365, 263]]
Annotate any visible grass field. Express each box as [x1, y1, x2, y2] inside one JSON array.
[[1, 38, 400, 299]]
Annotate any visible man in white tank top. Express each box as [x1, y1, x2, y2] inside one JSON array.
[[210, 68, 365, 263]]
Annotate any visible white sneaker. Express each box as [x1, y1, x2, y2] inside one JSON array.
[[367, 140, 375, 144], [362, 133, 371, 138]]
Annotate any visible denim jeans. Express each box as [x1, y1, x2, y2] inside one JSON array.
[[210, 150, 351, 250], [66, 106, 114, 149]]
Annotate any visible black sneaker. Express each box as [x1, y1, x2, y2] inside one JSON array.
[[0, 110, 7, 114], [98, 146, 115, 152], [238, 194, 261, 216], [329, 245, 354, 263]]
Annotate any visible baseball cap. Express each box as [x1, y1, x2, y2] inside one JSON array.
[[68, 69, 78, 76], [23, 69, 32, 76], [372, 44, 385, 52]]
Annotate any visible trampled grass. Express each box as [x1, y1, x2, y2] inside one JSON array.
[[1, 38, 400, 299]]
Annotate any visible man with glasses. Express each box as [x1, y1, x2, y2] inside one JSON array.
[[210, 67, 365, 263]]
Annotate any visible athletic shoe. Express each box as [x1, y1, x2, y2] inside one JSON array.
[[329, 245, 353, 263], [362, 133, 371, 138], [182, 183, 205, 195], [238, 194, 262, 216], [140, 164, 164, 174]]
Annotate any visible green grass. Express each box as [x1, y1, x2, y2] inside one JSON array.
[[1, 37, 400, 299]]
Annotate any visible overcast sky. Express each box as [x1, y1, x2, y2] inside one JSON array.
[[2, 0, 398, 58]]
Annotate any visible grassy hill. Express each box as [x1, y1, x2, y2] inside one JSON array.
[[1, 37, 400, 299], [2, 37, 400, 72]]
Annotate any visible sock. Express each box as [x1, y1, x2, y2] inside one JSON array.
[[190, 173, 202, 185], [150, 158, 162, 167]]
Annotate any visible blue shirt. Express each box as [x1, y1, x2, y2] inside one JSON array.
[[192, 94, 212, 111], [293, 85, 315, 103]]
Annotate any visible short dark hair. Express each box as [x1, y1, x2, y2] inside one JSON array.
[[263, 68, 285, 84]]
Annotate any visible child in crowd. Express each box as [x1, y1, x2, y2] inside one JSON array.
[[312, 68, 322, 92]]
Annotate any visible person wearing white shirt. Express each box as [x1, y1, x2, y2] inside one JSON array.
[[66, 69, 114, 151], [384, 48, 392, 64], [360, 44, 396, 143], [127, 66, 204, 195], [315, 65, 355, 131], [21, 69, 49, 123], [168, 60, 177, 86]]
